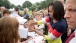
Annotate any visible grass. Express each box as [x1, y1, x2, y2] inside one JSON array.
[[28, 10, 32, 15], [20, 10, 32, 15]]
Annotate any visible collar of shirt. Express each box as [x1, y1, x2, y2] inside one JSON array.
[[74, 30, 76, 37], [12, 11, 19, 16], [13, 11, 18, 14]]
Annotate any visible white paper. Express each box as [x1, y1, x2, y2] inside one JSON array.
[[18, 25, 28, 38]]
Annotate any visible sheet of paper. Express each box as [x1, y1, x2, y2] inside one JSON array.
[[18, 25, 28, 38]]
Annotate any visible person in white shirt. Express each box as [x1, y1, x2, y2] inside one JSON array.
[[10, 7, 20, 18], [64, 0, 76, 43], [33, 12, 44, 34]]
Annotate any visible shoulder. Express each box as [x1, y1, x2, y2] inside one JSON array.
[[54, 19, 67, 33], [56, 19, 67, 27], [58, 19, 66, 24]]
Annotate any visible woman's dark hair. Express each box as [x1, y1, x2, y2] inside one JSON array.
[[48, 1, 64, 20]]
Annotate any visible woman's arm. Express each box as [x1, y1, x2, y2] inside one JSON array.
[[30, 17, 50, 25], [35, 30, 45, 36], [37, 17, 50, 25], [34, 29, 54, 41]]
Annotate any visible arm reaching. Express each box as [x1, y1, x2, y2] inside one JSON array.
[[29, 17, 50, 26], [37, 17, 50, 25]]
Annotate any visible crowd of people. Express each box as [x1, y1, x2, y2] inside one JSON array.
[[0, 0, 76, 43]]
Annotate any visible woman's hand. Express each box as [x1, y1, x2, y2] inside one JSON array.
[[30, 22, 37, 26], [28, 20, 37, 26]]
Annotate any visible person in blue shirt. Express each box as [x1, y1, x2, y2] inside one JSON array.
[[29, 1, 67, 43], [23, 9, 29, 19]]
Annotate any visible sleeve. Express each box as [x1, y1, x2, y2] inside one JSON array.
[[44, 31, 62, 40], [37, 17, 50, 25], [48, 24, 53, 32], [44, 35, 52, 41], [47, 25, 65, 40]]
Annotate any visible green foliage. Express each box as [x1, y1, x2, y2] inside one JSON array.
[[17, 5, 23, 10], [40, 0, 54, 9], [64, 0, 66, 3], [22, 1, 32, 8], [4, 0, 10, 9], [10, 4, 16, 8], [0, 0, 56, 10], [29, 5, 36, 10], [0, 0, 3, 7], [22, 0, 54, 10], [0, 0, 10, 9], [40, 1, 48, 9], [31, 0, 54, 10]]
